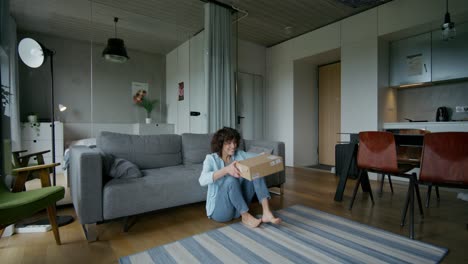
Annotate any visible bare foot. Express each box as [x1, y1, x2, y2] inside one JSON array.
[[241, 213, 262, 228], [262, 212, 282, 225]]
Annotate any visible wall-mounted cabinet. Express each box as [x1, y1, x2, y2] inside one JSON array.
[[390, 33, 431, 86], [390, 22, 468, 87], [432, 22, 468, 81]]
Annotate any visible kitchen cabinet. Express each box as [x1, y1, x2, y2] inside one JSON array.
[[21, 122, 64, 172], [432, 22, 468, 81], [390, 33, 431, 86]]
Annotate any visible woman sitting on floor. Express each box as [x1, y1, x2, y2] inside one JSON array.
[[199, 127, 281, 227]]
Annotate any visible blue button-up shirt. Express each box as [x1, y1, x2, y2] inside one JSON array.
[[198, 150, 257, 217]]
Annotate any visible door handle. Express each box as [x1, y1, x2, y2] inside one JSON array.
[[190, 111, 200, 116], [237, 116, 245, 125]]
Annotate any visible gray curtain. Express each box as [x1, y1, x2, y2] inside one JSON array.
[[9, 16, 20, 151], [204, 2, 235, 132]]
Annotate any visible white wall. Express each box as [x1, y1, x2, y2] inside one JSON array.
[[166, 39, 192, 134], [166, 33, 267, 135], [265, 42, 294, 165], [237, 39, 267, 139], [166, 33, 205, 134], [166, 48, 178, 132], [293, 49, 340, 167], [189, 32, 208, 133], [266, 23, 340, 166], [18, 32, 165, 124], [266, 0, 468, 166], [293, 61, 316, 166], [238, 39, 266, 77], [341, 9, 378, 134]]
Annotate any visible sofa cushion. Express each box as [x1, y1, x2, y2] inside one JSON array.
[[102, 164, 206, 220], [181, 133, 213, 164], [97, 132, 182, 169], [97, 149, 115, 175], [109, 158, 142, 179]]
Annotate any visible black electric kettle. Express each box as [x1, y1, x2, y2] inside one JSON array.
[[436, 107, 449, 122]]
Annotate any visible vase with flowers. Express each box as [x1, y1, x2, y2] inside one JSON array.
[[133, 89, 158, 124]]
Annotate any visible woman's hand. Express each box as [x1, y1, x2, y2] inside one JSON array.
[[212, 161, 241, 181], [225, 161, 241, 178]]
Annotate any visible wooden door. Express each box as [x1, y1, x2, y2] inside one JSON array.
[[318, 62, 341, 166]]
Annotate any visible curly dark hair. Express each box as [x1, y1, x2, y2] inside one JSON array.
[[211, 127, 241, 157]]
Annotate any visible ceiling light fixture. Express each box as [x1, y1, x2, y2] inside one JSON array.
[[102, 17, 129, 63], [441, 0, 456, 41]]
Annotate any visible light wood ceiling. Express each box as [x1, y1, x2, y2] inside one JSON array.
[[10, 0, 390, 55]]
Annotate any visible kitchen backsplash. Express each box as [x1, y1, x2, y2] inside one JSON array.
[[397, 81, 468, 122]]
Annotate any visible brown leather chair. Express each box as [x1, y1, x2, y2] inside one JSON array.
[[382, 129, 440, 207], [419, 132, 468, 202], [349, 131, 423, 239]]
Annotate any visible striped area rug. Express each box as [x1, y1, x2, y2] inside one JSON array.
[[119, 205, 448, 264]]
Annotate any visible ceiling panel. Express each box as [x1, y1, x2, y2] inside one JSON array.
[[10, 0, 391, 54]]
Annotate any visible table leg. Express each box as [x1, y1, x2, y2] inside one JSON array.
[[334, 143, 358, 201]]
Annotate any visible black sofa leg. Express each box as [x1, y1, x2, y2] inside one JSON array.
[[123, 216, 137, 232]]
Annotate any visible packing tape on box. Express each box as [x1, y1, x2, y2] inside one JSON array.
[[253, 173, 260, 179]]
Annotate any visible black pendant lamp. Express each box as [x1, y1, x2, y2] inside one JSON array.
[[102, 17, 129, 63], [441, 0, 456, 41]]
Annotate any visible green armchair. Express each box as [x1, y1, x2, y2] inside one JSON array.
[[0, 163, 64, 245]]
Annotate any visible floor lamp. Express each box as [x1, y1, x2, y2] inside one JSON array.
[[18, 38, 57, 183], [18, 38, 73, 227]]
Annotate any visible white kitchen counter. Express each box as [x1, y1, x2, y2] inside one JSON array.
[[383, 122, 468, 132]]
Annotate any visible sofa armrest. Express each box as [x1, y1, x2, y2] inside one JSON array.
[[69, 146, 103, 224], [244, 139, 286, 188]]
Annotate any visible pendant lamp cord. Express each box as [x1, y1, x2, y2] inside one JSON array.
[[114, 17, 118, 37]]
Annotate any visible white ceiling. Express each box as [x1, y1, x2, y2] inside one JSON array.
[[10, 0, 390, 55]]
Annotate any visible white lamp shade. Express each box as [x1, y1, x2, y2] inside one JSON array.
[[18, 38, 45, 68], [59, 104, 67, 112]]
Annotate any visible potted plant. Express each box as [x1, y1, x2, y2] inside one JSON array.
[[27, 113, 38, 123], [26, 112, 40, 136], [133, 90, 158, 124]]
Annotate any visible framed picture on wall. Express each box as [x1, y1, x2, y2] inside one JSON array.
[[178, 82, 184, 101], [132, 82, 149, 103]]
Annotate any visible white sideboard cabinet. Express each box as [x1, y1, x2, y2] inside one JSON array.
[[132, 123, 175, 135], [21, 122, 64, 172]]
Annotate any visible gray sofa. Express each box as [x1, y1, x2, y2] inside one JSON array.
[[69, 132, 285, 241]]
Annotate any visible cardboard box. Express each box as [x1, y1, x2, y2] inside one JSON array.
[[236, 154, 284, 181]]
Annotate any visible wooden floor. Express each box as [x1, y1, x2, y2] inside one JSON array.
[[1, 167, 467, 263]]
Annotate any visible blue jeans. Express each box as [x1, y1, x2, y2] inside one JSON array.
[[210, 176, 271, 222]]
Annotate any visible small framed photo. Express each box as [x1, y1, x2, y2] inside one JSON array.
[[178, 82, 184, 101]]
